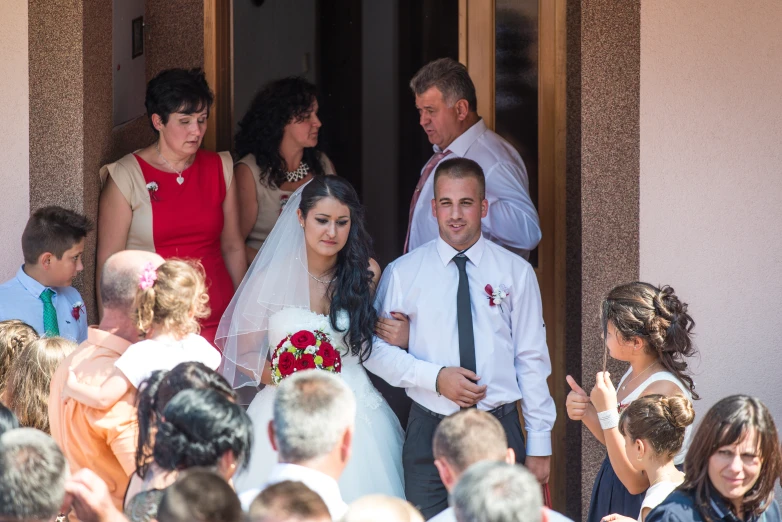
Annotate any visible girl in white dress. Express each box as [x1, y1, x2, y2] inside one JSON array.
[[598, 395, 695, 522], [217, 176, 405, 502], [63, 259, 221, 409], [565, 283, 699, 522]]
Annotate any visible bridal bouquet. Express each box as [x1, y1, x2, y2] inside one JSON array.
[[271, 328, 342, 385]]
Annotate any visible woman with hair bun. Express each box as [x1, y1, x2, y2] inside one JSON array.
[[565, 282, 700, 522], [63, 259, 221, 410], [125, 388, 253, 522], [601, 395, 695, 522]]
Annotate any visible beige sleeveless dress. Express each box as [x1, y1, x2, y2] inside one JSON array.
[[237, 153, 335, 251]]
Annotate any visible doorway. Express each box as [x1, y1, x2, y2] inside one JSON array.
[[223, 0, 568, 512]]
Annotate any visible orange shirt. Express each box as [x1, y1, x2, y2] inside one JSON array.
[[49, 326, 138, 511]]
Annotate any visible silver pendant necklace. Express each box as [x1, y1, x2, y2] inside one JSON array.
[[621, 361, 659, 391], [286, 162, 309, 183], [156, 142, 188, 185]]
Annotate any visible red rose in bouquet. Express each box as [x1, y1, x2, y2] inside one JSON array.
[[296, 353, 316, 371], [277, 351, 296, 377], [317, 342, 338, 368], [290, 330, 316, 349]]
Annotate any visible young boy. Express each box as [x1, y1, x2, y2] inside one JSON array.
[[0, 206, 93, 343]]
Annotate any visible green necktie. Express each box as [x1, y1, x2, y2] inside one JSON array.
[[40, 288, 60, 337]]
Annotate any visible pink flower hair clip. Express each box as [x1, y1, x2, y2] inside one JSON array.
[[139, 262, 158, 290]]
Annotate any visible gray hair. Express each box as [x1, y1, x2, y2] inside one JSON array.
[[433, 409, 508, 474], [272, 370, 355, 462], [410, 58, 477, 112], [452, 462, 542, 522], [0, 428, 69, 520]]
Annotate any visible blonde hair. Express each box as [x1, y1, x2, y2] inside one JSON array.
[[0, 320, 38, 395], [134, 259, 210, 338], [4, 337, 76, 433]]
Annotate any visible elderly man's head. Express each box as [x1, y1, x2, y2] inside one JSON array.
[[452, 461, 543, 522], [100, 250, 164, 341], [270, 370, 355, 474], [0, 428, 69, 521]]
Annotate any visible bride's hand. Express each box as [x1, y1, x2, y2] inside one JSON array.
[[260, 361, 273, 386], [375, 312, 410, 349]]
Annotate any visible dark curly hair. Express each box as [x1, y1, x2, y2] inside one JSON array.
[[135, 363, 236, 478], [601, 282, 699, 399], [235, 77, 325, 188], [299, 176, 377, 362], [153, 389, 252, 473]]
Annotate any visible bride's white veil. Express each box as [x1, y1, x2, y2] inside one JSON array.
[[216, 181, 311, 391]]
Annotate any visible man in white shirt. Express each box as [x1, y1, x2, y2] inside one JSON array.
[[365, 158, 555, 519], [430, 410, 572, 522], [239, 370, 354, 520], [405, 57, 541, 259]]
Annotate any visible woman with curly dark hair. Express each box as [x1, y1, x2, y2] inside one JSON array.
[[234, 77, 336, 263]]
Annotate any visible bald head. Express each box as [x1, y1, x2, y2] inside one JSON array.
[[100, 250, 164, 314]]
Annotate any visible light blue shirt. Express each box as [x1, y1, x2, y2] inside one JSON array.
[[0, 266, 88, 343]]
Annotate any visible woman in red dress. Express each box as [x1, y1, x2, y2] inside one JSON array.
[[97, 68, 246, 346]]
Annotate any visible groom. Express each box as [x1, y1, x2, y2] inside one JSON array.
[[364, 157, 556, 519]]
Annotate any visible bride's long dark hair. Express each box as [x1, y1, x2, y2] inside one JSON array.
[[299, 176, 377, 362]]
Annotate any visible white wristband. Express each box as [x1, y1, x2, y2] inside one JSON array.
[[597, 409, 620, 430]]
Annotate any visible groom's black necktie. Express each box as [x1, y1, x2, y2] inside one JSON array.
[[453, 254, 477, 384]]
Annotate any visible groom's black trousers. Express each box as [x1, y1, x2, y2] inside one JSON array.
[[403, 402, 527, 520]]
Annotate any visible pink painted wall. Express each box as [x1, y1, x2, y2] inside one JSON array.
[[640, 1, 782, 427], [0, 0, 30, 280]]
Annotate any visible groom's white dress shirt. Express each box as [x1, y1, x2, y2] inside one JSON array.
[[239, 463, 348, 520], [407, 119, 541, 258], [365, 235, 556, 456]]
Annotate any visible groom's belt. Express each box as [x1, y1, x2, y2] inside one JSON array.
[[413, 401, 517, 421]]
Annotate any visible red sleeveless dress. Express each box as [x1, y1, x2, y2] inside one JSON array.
[[134, 150, 234, 346]]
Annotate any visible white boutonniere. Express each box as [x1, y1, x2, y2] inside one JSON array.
[[146, 181, 159, 200], [484, 284, 510, 312]]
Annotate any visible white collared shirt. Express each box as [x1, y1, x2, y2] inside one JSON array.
[[408, 119, 541, 258], [364, 236, 555, 455], [239, 463, 348, 520], [0, 266, 88, 343]]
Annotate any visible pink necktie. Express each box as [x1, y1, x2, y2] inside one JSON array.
[[403, 150, 451, 253]]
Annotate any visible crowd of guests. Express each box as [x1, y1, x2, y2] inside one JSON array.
[[0, 55, 780, 522]]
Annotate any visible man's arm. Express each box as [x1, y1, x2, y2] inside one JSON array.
[[512, 264, 556, 457], [483, 163, 542, 251], [363, 265, 441, 391]]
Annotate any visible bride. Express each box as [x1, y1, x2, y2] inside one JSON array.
[[216, 175, 405, 502]]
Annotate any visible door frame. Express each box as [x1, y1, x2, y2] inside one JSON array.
[[459, 0, 568, 510], [204, 0, 234, 152]]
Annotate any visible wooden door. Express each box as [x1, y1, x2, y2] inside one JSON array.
[[204, 0, 234, 152], [459, 0, 567, 510]]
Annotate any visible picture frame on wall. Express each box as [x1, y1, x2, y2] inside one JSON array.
[[132, 16, 144, 59]]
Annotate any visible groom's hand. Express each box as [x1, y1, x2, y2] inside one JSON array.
[[437, 367, 487, 407], [524, 455, 551, 484]]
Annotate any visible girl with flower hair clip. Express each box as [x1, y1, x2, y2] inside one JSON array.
[[63, 259, 221, 409]]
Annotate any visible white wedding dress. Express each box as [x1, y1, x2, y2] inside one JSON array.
[[233, 307, 406, 502]]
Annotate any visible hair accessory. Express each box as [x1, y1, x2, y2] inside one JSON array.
[[139, 262, 158, 290], [597, 409, 620, 430]]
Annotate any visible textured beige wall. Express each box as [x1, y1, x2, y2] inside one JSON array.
[[640, 1, 782, 429], [0, 0, 30, 280]]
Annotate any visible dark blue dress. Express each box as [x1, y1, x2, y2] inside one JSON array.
[[587, 454, 644, 522]]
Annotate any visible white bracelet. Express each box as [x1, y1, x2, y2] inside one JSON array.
[[597, 409, 620, 430]]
